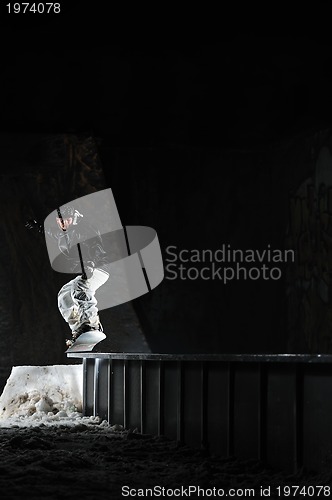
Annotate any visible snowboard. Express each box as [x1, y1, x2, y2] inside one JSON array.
[[65, 331, 106, 353]]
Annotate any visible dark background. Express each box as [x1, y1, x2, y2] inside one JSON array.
[[1, 8, 332, 381]]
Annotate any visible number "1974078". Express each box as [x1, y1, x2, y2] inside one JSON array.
[[6, 3, 61, 13]]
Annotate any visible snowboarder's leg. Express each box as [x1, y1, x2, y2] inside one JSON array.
[[57, 277, 81, 331], [58, 268, 109, 345], [71, 268, 109, 332]]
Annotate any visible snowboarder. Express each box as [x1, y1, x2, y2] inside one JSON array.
[[25, 204, 109, 349]]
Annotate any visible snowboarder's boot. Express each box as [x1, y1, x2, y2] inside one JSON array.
[[65, 321, 103, 348]]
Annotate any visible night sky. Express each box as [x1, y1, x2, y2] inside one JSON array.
[[2, 10, 332, 355], [0, 11, 332, 499]]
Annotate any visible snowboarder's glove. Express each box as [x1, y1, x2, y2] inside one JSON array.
[[84, 260, 95, 279], [25, 219, 44, 235]]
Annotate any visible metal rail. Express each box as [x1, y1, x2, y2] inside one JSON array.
[[70, 353, 332, 473]]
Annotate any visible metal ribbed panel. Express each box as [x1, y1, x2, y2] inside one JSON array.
[[83, 358, 95, 416], [109, 359, 125, 426], [73, 353, 332, 473]]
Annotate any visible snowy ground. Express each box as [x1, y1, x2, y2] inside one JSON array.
[[0, 366, 330, 499], [0, 365, 84, 428]]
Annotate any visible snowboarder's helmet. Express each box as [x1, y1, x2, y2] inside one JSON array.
[[56, 205, 83, 231], [59, 205, 75, 218]]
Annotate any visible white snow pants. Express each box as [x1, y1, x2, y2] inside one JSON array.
[[57, 268, 109, 333]]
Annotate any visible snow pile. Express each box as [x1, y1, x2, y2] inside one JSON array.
[[0, 365, 112, 428]]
